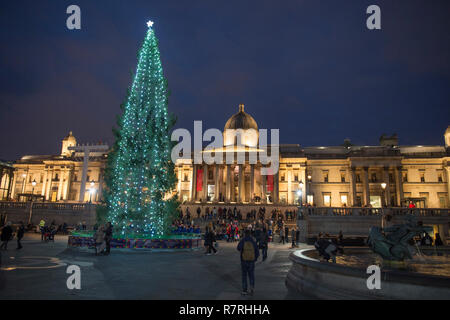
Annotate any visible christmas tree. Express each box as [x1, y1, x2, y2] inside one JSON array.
[[105, 21, 178, 238]]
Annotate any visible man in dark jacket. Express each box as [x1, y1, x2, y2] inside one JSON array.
[[259, 228, 269, 261], [237, 229, 259, 296], [16, 222, 25, 250], [205, 228, 217, 255], [0, 222, 13, 250], [104, 222, 113, 255]]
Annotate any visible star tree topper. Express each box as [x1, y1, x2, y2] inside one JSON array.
[[147, 20, 154, 28]]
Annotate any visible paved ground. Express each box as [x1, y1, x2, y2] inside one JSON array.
[[0, 233, 313, 300]]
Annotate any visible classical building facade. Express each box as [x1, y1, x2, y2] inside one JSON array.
[[6, 105, 450, 209]]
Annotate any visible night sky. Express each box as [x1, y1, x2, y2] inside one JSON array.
[[1, 0, 449, 161]]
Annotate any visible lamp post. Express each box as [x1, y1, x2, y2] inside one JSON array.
[[380, 182, 387, 228], [28, 179, 37, 225], [381, 182, 387, 207]]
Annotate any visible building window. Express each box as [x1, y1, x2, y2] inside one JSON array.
[[356, 174, 361, 183], [371, 173, 377, 183], [294, 174, 298, 182], [307, 195, 314, 206], [340, 172, 346, 183], [208, 169, 213, 180], [323, 194, 331, 207], [183, 173, 189, 182], [438, 174, 443, 183], [420, 173, 425, 183], [402, 173, 408, 182], [323, 172, 328, 183], [389, 173, 394, 183], [280, 172, 285, 182], [340, 194, 348, 206]]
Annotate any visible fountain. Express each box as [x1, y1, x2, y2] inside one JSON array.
[[286, 216, 450, 299]]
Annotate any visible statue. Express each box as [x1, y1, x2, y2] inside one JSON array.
[[367, 215, 432, 261]]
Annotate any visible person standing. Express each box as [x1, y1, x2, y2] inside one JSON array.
[[16, 222, 25, 250], [259, 228, 269, 261], [0, 222, 13, 250], [285, 225, 290, 243], [39, 219, 46, 241], [237, 229, 259, 296], [94, 224, 106, 255], [104, 222, 113, 255]]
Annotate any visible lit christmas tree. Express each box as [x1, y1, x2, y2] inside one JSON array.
[[105, 21, 178, 238]]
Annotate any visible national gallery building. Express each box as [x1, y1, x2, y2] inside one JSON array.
[[4, 105, 450, 209]]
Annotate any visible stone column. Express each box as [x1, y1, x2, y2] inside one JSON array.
[[226, 165, 232, 202], [214, 165, 219, 202], [287, 170, 292, 204], [349, 167, 357, 206], [41, 169, 48, 197], [383, 167, 391, 207], [177, 167, 182, 195], [395, 166, 404, 207], [238, 164, 243, 203], [446, 166, 450, 205], [57, 170, 65, 201], [362, 167, 370, 206], [45, 169, 53, 201], [10, 171, 17, 200], [250, 164, 255, 203], [95, 169, 101, 202], [202, 164, 208, 202], [274, 171, 279, 204], [7, 171, 13, 200], [78, 152, 90, 202], [191, 164, 197, 202], [260, 166, 266, 203], [300, 167, 306, 204]]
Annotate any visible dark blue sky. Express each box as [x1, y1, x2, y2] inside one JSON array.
[[1, 0, 449, 160]]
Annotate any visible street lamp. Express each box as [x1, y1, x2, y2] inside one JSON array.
[[380, 182, 387, 228], [381, 182, 387, 207], [28, 179, 37, 225], [31, 179, 37, 196]]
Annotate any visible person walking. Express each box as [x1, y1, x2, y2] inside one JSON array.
[[237, 229, 259, 296], [259, 228, 269, 261], [104, 222, 113, 255], [16, 222, 25, 250], [205, 228, 217, 255], [291, 227, 297, 248], [0, 222, 13, 250], [94, 224, 106, 255], [279, 227, 284, 244]]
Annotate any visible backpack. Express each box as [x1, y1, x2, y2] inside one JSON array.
[[242, 240, 255, 261]]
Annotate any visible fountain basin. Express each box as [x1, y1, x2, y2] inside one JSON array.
[[286, 248, 450, 300]]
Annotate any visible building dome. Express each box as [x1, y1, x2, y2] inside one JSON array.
[[223, 104, 259, 147], [224, 104, 258, 131]]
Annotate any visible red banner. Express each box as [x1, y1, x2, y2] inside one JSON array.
[[266, 174, 274, 192], [196, 169, 203, 191]]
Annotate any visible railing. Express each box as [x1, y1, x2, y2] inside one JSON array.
[[301, 206, 449, 217], [0, 201, 90, 212]]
